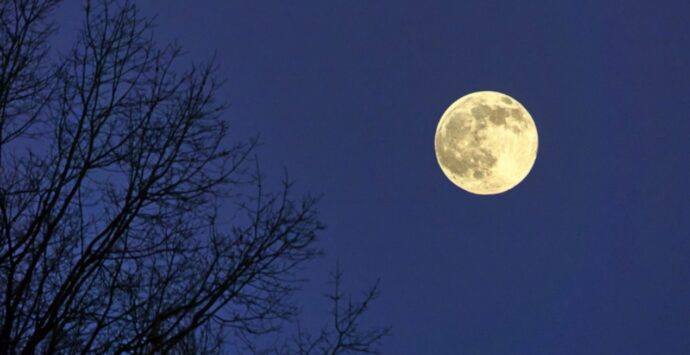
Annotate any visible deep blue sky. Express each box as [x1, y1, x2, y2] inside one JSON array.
[[56, 1, 690, 353]]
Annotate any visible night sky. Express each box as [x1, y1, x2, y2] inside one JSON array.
[[55, 1, 690, 353]]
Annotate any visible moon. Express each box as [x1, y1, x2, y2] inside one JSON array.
[[434, 91, 538, 195]]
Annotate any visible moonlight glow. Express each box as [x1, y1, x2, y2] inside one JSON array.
[[434, 91, 538, 195]]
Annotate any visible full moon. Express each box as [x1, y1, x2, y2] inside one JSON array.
[[434, 91, 538, 195]]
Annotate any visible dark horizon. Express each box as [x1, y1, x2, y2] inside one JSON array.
[[50, 1, 690, 353]]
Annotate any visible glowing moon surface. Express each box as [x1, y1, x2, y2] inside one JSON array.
[[434, 91, 538, 195]]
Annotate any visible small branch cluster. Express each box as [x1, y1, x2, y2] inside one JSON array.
[[248, 266, 390, 355]]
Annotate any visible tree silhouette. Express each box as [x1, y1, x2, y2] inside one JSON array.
[[0, 1, 387, 353]]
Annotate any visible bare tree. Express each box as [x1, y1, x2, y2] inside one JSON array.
[[0, 1, 388, 353]]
